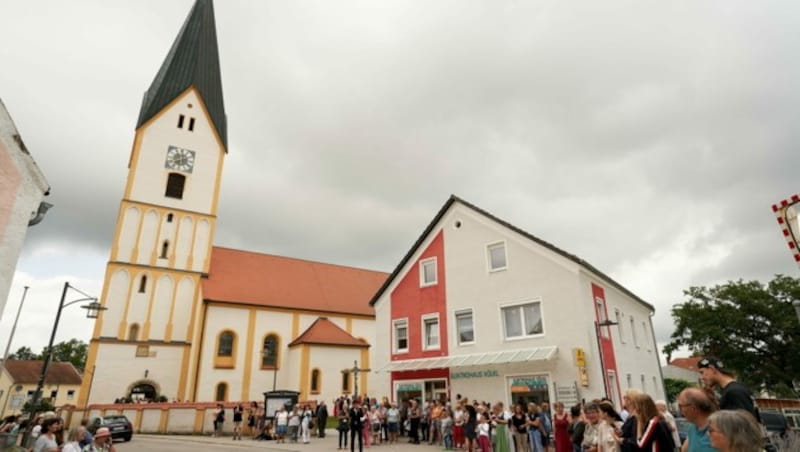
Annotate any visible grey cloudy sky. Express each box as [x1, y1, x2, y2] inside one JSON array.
[[2, 0, 799, 362]]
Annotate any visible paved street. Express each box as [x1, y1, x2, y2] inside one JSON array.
[[116, 430, 447, 452]]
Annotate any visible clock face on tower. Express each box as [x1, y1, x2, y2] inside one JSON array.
[[165, 146, 196, 172]]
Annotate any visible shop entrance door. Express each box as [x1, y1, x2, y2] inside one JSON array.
[[508, 375, 549, 408], [425, 379, 448, 403], [396, 381, 423, 404]]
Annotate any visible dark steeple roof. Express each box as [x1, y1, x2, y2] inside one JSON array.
[[137, 0, 227, 149]]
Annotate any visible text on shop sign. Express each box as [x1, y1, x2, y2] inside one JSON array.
[[451, 370, 499, 379]]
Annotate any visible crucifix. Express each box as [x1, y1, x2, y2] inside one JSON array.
[[342, 360, 371, 399]]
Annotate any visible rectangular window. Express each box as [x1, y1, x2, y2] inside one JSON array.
[[615, 309, 626, 343], [630, 316, 639, 348], [165, 173, 186, 199], [188, 117, 195, 131], [640, 374, 646, 390], [177, 114, 185, 128], [652, 376, 658, 393], [642, 321, 651, 351], [455, 309, 475, 345], [423, 314, 440, 350], [502, 301, 543, 339], [420, 258, 437, 286], [393, 319, 408, 353], [487, 242, 507, 271], [626, 373, 632, 389], [67, 390, 75, 400]]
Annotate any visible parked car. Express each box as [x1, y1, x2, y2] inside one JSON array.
[[761, 411, 790, 440], [88, 415, 133, 442], [674, 416, 692, 444]]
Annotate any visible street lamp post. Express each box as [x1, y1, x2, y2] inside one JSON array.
[[29, 282, 104, 419], [594, 319, 619, 399]]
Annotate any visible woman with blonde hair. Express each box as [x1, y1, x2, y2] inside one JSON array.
[[60, 427, 83, 452], [630, 394, 674, 452], [707, 410, 763, 452]]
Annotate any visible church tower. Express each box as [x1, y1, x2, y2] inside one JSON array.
[[79, 0, 226, 405]]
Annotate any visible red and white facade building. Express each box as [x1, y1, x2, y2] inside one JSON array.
[[370, 196, 665, 409]]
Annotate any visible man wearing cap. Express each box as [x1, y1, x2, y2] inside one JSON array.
[[82, 427, 116, 452], [697, 356, 758, 420]]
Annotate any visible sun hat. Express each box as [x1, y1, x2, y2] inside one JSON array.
[[95, 427, 111, 438]]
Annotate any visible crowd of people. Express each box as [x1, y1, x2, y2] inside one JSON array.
[[0, 412, 115, 452]]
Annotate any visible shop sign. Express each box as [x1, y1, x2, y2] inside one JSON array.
[[451, 369, 499, 379], [573, 348, 586, 367], [510, 376, 548, 392], [396, 383, 422, 392]]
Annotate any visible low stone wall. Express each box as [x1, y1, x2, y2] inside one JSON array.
[[64, 401, 254, 435], [62, 399, 322, 435]]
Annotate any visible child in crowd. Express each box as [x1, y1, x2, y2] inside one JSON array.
[[441, 408, 454, 450]]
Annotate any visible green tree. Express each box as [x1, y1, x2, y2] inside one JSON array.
[[663, 275, 800, 397], [8, 346, 40, 360], [664, 377, 696, 403], [41, 339, 88, 371]]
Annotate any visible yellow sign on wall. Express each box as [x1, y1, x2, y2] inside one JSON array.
[[573, 348, 586, 367]]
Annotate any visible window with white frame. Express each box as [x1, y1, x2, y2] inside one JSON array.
[[487, 242, 507, 271], [642, 321, 651, 351], [501, 301, 543, 339], [626, 373, 632, 389], [630, 316, 639, 348], [652, 376, 658, 393], [420, 258, 437, 286], [393, 319, 408, 353], [422, 314, 440, 350], [615, 309, 626, 343], [455, 309, 475, 345], [640, 374, 646, 390]]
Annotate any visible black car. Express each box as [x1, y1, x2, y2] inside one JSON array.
[[761, 411, 790, 440], [89, 415, 133, 442]]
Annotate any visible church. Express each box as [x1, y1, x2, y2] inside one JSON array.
[[78, 0, 387, 407]]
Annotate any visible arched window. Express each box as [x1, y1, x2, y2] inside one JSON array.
[[160, 240, 169, 259], [138, 275, 147, 293], [215, 382, 227, 402], [165, 173, 186, 199], [342, 372, 350, 393], [261, 334, 279, 368], [310, 368, 321, 394], [217, 332, 234, 357], [214, 331, 236, 369], [166, 213, 174, 223], [128, 324, 140, 341]]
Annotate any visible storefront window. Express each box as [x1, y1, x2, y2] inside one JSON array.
[[508, 375, 549, 407]]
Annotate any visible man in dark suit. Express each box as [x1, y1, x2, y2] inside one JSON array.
[[349, 399, 365, 452], [316, 401, 329, 438]]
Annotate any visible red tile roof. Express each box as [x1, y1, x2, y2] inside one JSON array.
[[669, 357, 702, 372], [202, 247, 388, 317], [2, 360, 82, 385], [288, 317, 369, 347]]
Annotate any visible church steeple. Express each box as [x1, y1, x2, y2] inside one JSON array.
[[137, 0, 227, 149]]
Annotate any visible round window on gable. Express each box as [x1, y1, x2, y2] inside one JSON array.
[[187, 103, 193, 108], [454, 220, 462, 229]]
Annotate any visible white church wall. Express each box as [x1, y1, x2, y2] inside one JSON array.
[[307, 346, 363, 403], [136, 209, 158, 265], [172, 276, 195, 341], [116, 205, 139, 262], [174, 215, 193, 269], [140, 408, 161, 432], [197, 305, 249, 400], [148, 274, 173, 340], [192, 219, 210, 272], [100, 268, 129, 338], [89, 343, 185, 403]]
